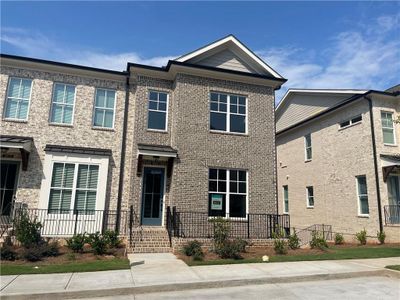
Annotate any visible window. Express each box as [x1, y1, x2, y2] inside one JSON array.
[[4, 77, 32, 120], [50, 83, 75, 124], [210, 92, 247, 134], [147, 91, 168, 131], [306, 186, 314, 208], [339, 115, 362, 128], [208, 168, 247, 218], [304, 134, 312, 160], [381, 111, 395, 145], [283, 185, 289, 213], [93, 89, 116, 128], [48, 162, 99, 214], [356, 175, 369, 215]]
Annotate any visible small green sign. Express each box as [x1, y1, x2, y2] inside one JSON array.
[[211, 194, 223, 210]]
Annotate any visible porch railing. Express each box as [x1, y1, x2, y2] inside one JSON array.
[[166, 206, 290, 239], [384, 205, 400, 225]]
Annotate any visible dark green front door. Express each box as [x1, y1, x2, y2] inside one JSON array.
[[0, 161, 19, 216], [141, 167, 165, 226]]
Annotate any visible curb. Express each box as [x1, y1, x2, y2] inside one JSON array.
[[1, 269, 399, 300]]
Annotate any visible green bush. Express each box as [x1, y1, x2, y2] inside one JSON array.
[[377, 231, 386, 244], [0, 245, 17, 261], [66, 234, 86, 253], [310, 231, 328, 250], [216, 240, 243, 259], [87, 232, 108, 255], [103, 230, 121, 248], [334, 233, 344, 245], [14, 211, 43, 247], [288, 231, 300, 250], [273, 238, 288, 255], [182, 240, 203, 256], [21, 246, 44, 261], [356, 229, 367, 245], [212, 217, 230, 251], [233, 238, 248, 253], [42, 240, 60, 257]]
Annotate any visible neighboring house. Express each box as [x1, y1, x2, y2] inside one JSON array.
[[276, 87, 400, 242], [0, 35, 287, 250]]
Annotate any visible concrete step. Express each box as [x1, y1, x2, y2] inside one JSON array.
[[131, 247, 172, 253]]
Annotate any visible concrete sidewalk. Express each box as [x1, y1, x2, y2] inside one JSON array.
[[1, 254, 399, 299]]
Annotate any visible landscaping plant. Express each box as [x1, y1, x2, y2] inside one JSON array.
[[87, 232, 108, 255], [334, 233, 344, 245], [309, 230, 328, 250], [356, 229, 367, 245], [272, 227, 288, 255], [14, 211, 43, 247], [377, 231, 386, 244], [103, 230, 121, 248], [288, 231, 300, 250], [0, 245, 17, 261], [211, 218, 245, 259], [182, 240, 203, 257], [66, 233, 86, 253]]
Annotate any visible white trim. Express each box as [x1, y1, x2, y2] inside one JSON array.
[[282, 185, 289, 214], [381, 110, 397, 146], [92, 88, 117, 129], [356, 175, 369, 217], [175, 35, 283, 79], [304, 134, 312, 161], [147, 90, 169, 132], [306, 186, 314, 208], [49, 82, 76, 126], [3, 77, 33, 121], [137, 149, 177, 158], [0, 141, 32, 152]]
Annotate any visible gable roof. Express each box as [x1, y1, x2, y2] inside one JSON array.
[[175, 35, 284, 79]]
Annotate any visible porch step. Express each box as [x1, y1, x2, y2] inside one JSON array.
[[129, 227, 172, 253]]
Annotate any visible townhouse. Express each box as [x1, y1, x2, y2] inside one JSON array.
[[276, 87, 400, 242]]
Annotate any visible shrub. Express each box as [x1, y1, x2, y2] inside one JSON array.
[[212, 217, 230, 251], [334, 233, 344, 245], [21, 246, 44, 262], [66, 234, 86, 253], [42, 240, 60, 257], [377, 231, 386, 244], [87, 232, 107, 255], [192, 247, 204, 261], [103, 230, 121, 248], [233, 238, 248, 253], [14, 211, 43, 247], [288, 231, 300, 250], [272, 227, 288, 255], [182, 240, 203, 257], [216, 240, 243, 259], [310, 231, 328, 250], [0, 245, 17, 261], [356, 229, 367, 245]]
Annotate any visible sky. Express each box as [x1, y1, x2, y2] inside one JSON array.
[[1, 1, 399, 101]]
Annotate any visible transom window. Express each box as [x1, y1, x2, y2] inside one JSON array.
[[48, 162, 99, 214], [208, 168, 247, 218], [50, 83, 75, 124], [148, 91, 168, 131], [93, 89, 116, 128], [306, 186, 314, 208], [4, 77, 32, 120], [210, 92, 247, 134], [283, 185, 289, 213], [356, 175, 369, 215], [304, 134, 312, 161], [381, 111, 395, 145], [339, 115, 362, 129]]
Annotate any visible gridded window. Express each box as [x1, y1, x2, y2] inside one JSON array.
[[75, 165, 99, 214], [93, 89, 116, 128], [339, 115, 362, 129], [306, 186, 314, 207], [208, 168, 247, 218], [4, 78, 32, 120], [210, 92, 247, 133], [50, 83, 75, 124], [283, 186, 289, 213], [357, 176, 369, 215], [304, 134, 312, 160], [381, 111, 395, 145], [148, 91, 168, 130], [48, 163, 75, 213]]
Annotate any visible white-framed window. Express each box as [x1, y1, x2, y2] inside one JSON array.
[[381, 111, 395, 145], [147, 90, 168, 131], [50, 83, 75, 125], [283, 185, 289, 214], [210, 92, 247, 134], [4, 77, 32, 121], [306, 186, 314, 208], [208, 168, 247, 218], [48, 162, 99, 214], [304, 134, 312, 161], [339, 115, 362, 129], [356, 175, 369, 216], [93, 89, 116, 129]]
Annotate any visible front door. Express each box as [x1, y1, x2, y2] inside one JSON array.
[[0, 161, 19, 216], [387, 175, 400, 206], [141, 167, 165, 226]]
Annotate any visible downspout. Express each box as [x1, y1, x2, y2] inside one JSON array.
[[274, 97, 279, 215], [365, 95, 383, 233], [116, 68, 131, 233]]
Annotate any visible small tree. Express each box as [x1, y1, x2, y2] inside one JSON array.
[[14, 211, 43, 247]]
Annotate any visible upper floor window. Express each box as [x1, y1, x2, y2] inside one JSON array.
[[306, 186, 314, 208], [304, 134, 312, 161], [93, 89, 116, 129], [4, 77, 32, 121], [356, 175, 369, 216], [339, 115, 362, 129], [50, 83, 75, 125], [381, 111, 395, 145], [148, 91, 168, 131], [210, 92, 247, 134]]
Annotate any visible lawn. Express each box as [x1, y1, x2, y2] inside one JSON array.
[[0, 258, 131, 275], [180, 244, 400, 266], [386, 265, 400, 271]]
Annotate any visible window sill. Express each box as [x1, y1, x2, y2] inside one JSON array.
[[357, 214, 369, 218], [306, 206, 314, 209], [305, 159, 312, 163], [283, 212, 289, 215], [147, 129, 168, 134], [92, 126, 115, 132], [210, 130, 248, 137], [3, 118, 28, 124], [383, 143, 397, 147], [49, 122, 73, 128]]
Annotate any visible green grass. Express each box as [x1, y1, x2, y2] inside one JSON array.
[[386, 265, 400, 271], [0, 258, 131, 275], [186, 246, 400, 266]]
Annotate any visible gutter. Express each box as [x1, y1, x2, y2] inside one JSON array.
[[365, 96, 384, 233], [115, 67, 131, 232]]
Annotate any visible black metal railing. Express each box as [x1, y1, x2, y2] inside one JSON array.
[[384, 205, 400, 225], [166, 206, 290, 239]]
